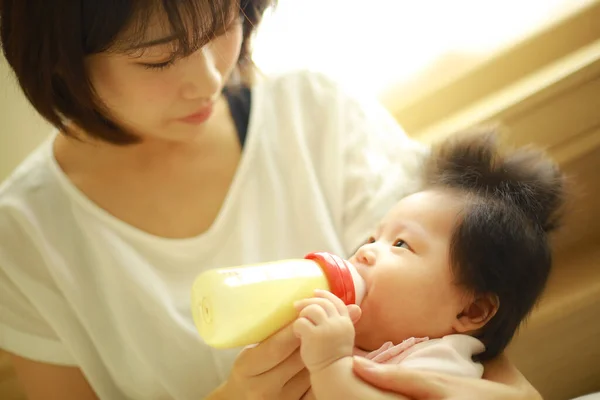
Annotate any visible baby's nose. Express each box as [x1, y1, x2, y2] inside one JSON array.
[[356, 248, 376, 266]]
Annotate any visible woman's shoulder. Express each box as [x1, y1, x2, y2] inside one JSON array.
[[255, 68, 339, 90], [0, 136, 69, 288], [0, 133, 73, 255], [252, 69, 356, 111], [0, 134, 61, 211], [247, 68, 387, 151]]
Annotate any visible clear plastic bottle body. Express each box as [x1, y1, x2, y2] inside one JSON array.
[[191, 252, 364, 349]]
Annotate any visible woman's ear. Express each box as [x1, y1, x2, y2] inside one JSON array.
[[453, 294, 499, 333]]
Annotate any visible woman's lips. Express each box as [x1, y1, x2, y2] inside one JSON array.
[[179, 104, 214, 124]]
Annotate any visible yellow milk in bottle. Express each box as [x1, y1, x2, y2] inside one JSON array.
[[191, 252, 365, 349]]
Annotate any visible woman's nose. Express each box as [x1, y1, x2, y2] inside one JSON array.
[[181, 47, 222, 101]]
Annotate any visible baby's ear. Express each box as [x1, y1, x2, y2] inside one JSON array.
[[453, 294, 499, 333]]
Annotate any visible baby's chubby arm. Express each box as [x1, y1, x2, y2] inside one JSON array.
[[293, 290, 408, 400]]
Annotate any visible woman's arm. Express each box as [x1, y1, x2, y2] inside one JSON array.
[[10, 354, 99, 400], [482, 353, 541, 398]]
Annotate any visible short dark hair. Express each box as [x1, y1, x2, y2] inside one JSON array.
[[424, 128, 566, 361], [0, 0, 275, 145]]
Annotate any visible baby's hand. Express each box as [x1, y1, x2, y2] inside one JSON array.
[[293, 289, 356, 373]]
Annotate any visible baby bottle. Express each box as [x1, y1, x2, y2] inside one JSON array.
[[191, 252, 366, 349]]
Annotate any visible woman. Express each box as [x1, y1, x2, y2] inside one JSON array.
[[0, 1, 541, 399]]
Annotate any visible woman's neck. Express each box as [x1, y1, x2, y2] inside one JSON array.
[[55, 96, 236, 176]]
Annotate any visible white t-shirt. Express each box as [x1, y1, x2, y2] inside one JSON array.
[[0, 70, 427, 399]]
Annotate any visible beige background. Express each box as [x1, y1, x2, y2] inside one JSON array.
[[0, 55, 51, 181]]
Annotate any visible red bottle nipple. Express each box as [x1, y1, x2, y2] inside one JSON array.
[[304, 252, 357, 305]]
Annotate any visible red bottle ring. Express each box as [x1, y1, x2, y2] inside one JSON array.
[[304, 252, 356, 305]]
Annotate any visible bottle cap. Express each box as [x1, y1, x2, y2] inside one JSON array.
[[304, 252, 365, 305]]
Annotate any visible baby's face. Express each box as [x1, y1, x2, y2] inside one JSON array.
[[350, 190, 471, 351]]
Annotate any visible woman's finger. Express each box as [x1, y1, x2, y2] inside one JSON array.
[[259, 348, 305, 383], [237, 323, 300, 376], [354, 356, 531, 400], [352, 356, 446, 398], [281, 367, 311, 399]]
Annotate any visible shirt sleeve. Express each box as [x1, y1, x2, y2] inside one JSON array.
[[336, 81, 430, 255], [0, 211, 76, 365]]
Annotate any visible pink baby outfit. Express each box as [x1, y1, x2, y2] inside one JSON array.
[[355, 334, 485, 378]]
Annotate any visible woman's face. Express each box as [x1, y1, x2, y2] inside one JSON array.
[[85, 13, 243, 143]]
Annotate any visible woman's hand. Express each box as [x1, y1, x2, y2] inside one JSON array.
[[352, 356, 542, 400], [212, 304, 362, 400], [213, 323, 309, 399]]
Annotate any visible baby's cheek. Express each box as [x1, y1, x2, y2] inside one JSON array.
[[381, 279, 419, 309]]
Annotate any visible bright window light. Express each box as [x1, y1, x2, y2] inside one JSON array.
[[252, 0, 594, 96]]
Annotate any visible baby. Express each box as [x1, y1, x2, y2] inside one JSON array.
[[294, 129, 566, 399]]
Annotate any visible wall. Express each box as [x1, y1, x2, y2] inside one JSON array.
[[386, 3, 600, 399], [0, 55, 52, 181]]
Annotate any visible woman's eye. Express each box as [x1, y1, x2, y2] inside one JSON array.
[[141, 58, 176, 70], [393, 239, 410, 250]]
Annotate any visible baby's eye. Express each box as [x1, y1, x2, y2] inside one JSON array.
[[365, 236, 376, 244], [393, 239, 410, 250]]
